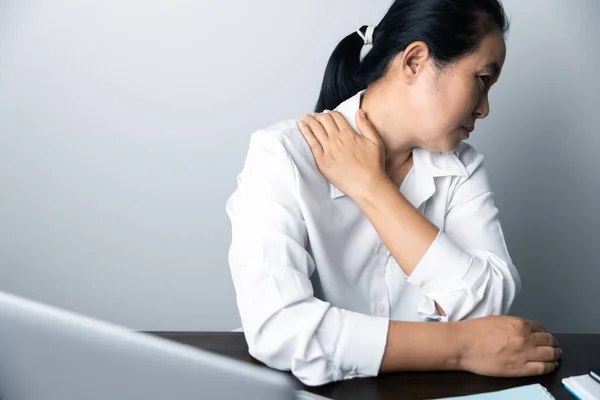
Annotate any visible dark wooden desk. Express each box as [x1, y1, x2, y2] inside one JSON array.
[[151, 332, 599, 400]]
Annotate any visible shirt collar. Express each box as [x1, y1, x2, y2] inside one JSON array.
[[328, 90, 470, 204]]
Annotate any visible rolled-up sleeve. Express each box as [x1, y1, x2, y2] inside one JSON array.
[[407, 158, 521, 322], [226, 130, 389, 386]]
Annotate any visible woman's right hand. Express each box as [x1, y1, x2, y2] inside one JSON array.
[[456, 316, 562, 377]]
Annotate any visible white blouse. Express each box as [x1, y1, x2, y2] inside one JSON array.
[[226, 91, 521, 386]]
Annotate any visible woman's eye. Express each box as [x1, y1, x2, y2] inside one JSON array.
[[479, 75, 491, 85]]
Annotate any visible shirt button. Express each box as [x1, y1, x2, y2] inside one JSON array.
[[376, 303, 386, 315], [378, 245, 388, 255]]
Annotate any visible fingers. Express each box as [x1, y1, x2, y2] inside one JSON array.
[[517, 334, 561, 377], [530, 345, 562, 363], [528, 321, 548, 333], [527, 332, 562, 365], [314, 112, 340, 135], [329, 111, 355, 137], [355, 109, 381, 145], [531, 332, 559, 348], [297, 120, 324, 159], [522, 361, 560, 376], [301, 114, 329, 144]]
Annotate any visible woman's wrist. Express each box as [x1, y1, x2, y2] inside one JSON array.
[[380, 320, 466, 373], [447, 321, 470, 372], [352, 173, 396, 208]]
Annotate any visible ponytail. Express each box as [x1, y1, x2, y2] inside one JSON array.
[[314, 26, 371, 112]]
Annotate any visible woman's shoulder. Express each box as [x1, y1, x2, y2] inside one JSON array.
[[247, 118, 319, 172], [240, 119, 330, 200]]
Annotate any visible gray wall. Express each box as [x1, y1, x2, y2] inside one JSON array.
[[0, 0, 598, 333]]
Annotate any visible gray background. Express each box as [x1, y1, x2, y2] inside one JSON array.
[[0, 0, 598, 332]]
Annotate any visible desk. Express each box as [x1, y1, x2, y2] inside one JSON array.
[[151, 332, 599, 400]]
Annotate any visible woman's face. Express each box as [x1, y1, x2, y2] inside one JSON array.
[[410, 32, 507, 153]]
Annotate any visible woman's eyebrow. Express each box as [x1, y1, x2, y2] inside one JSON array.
[[484, 61, 501, 77]]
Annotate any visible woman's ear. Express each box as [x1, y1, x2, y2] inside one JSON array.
[[393, 41, 431, 85]]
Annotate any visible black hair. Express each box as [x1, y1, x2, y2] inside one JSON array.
[[314, 0, 510, 112]]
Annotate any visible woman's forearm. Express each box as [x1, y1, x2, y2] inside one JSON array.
[[380, 320, 463, 372], [354, 178, 448, 316], [354, 177, 439, 277]]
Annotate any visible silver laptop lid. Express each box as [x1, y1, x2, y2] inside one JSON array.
[[0, 291, 297, 400]]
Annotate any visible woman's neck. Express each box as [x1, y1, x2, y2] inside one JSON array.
[[360, 85, 415, 178]]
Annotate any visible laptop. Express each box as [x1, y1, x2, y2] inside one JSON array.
[[0, 290, 331, 400]]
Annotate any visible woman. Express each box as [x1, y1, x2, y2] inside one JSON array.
[[226, 0, 562, 386]]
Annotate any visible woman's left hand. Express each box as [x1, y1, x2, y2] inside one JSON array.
[[297, 110, 387, 199]]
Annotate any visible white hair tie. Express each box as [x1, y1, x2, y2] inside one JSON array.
[[356, 25, 375, 62]]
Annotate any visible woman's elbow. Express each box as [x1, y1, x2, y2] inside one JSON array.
[[448, 259, 520, 321], [243, 320, 293, 371], [245, 327, 334, 386], [480, 260, 520, 317]]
